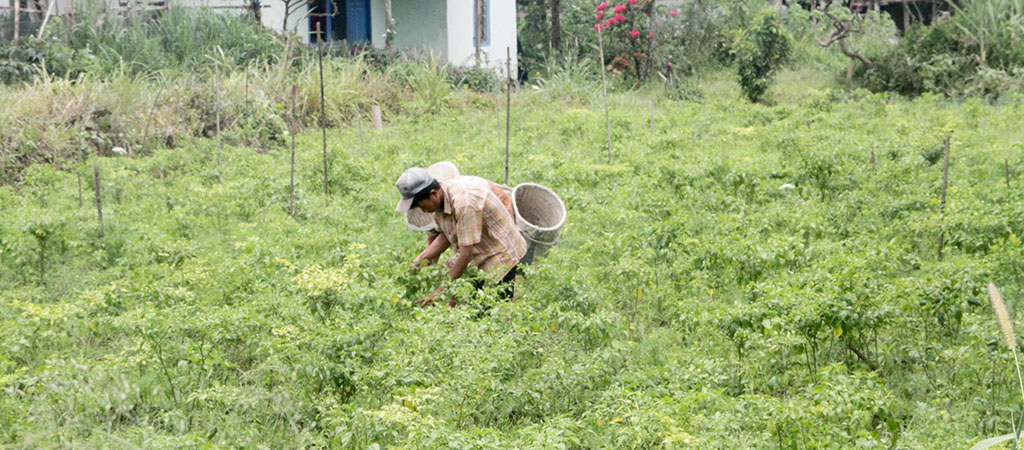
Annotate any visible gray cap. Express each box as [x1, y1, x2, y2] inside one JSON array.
[[395, 167, 435, 212]]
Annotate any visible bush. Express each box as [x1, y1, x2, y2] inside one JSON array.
[[859, 0, 1024, 99], [733, 9, 791, 102], [655, 1, 733, 77], [0, 5, 283, 84], [447, 66, 501, 92]]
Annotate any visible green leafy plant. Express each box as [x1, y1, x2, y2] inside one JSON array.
[[732, 9, 791, 102]]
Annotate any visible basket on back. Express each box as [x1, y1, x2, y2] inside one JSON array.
[[512, 183, 566, 264]]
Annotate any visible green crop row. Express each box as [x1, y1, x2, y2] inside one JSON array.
[[2, 87, 1024, 447]]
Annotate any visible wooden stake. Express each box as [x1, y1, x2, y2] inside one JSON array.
[[597, 26, 612, 163], [649, 98, 654, 134], [94, 164, 103, 239], [214, 59, 222, 167], [290, 85, 297, 217], [495, 94, 502, 150], [141, 82, 164, 155], [938, 135, 950, 261], [354, 103, 366, 157], [504, 47, 511, 185], [1006, 158, 1011, 189], [317, 22, 329, 207], [371, 104, 383, 130]]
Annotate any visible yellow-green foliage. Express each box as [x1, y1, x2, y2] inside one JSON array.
[[4, 86, 1024, 448]]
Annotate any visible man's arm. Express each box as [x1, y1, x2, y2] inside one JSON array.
[[448, 243, 475, 279], [411, 233, 450, 269], [418, 243, 476, 306]]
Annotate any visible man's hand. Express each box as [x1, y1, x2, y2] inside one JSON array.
[[409, 257, 432, 272], [416, 285, 445, 307]]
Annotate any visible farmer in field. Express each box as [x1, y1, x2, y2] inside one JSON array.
[[395, 167, 526, 306]]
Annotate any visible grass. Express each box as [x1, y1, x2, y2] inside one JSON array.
[[2, 82, 1024, 447]]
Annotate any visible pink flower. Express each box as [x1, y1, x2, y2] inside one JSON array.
[[628, 0, 637, 3], [596, 12, 603, 20], [613, 14, 626, 22], [648, 32, 654, 38], [669, 10, 678, 16], [630, 30, 640, 38], [667, 61, 672, 67], [594, 24, 600, 31], [613, 4, 626, 13], [605, 19, 615, 27], [596, 1, 608, 10], [635, 82, 641, 86]]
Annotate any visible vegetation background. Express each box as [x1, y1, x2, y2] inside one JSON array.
[[1, 0, 1024, 447]]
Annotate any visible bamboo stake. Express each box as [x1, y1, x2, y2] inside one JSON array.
[[504, 47, 511, 185], [597, 26, 612, 163], [938, 135, 950, 261], [870, 148, 876, 171], [290, 85, 297, 217], [94, 164, 103, 239], [354, 103, 366, 157], [36, 0, 55, 38], [317, 22, 328, 207]]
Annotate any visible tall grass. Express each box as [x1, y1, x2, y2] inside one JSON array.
[[0, 49, 508, 183], [2, 2, 284, 82], [949, 0, 1024, 70]]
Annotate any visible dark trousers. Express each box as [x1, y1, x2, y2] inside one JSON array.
[[472, 265, 521, 300]]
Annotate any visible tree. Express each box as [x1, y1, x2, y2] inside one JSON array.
[[733, 9, 791, 102], [816, 1, 873, 82], [551, 0, 562, 52]]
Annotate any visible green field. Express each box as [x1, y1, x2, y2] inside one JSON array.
[[3, 85, 1024, 448]]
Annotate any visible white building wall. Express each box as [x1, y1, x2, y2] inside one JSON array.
[[18, 0, 515, 70], [446, 0, 516, 75], [391, 0, 446, 57]]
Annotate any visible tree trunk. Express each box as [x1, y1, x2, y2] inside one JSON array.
[[384, 0, 394, 46], [550, 0, 561, 52], [537, 0, 547, 38], [474, 0, 483, 67], [13, 0, 20, 41]]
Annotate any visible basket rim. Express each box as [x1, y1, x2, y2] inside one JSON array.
[[512, 182, 567, 232]]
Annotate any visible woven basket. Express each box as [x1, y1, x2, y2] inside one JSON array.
[[512, 183, 566, 263]]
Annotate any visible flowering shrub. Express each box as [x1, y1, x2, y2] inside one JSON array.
[[592, 0, 677, 82]]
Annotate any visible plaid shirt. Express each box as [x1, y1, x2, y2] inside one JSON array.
[[434, 176, 527, 276]]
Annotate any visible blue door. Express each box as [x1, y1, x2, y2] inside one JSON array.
[[346, 0, 371, 44]]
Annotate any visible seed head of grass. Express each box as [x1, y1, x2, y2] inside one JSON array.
[[989, 282, 1017, 350]]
